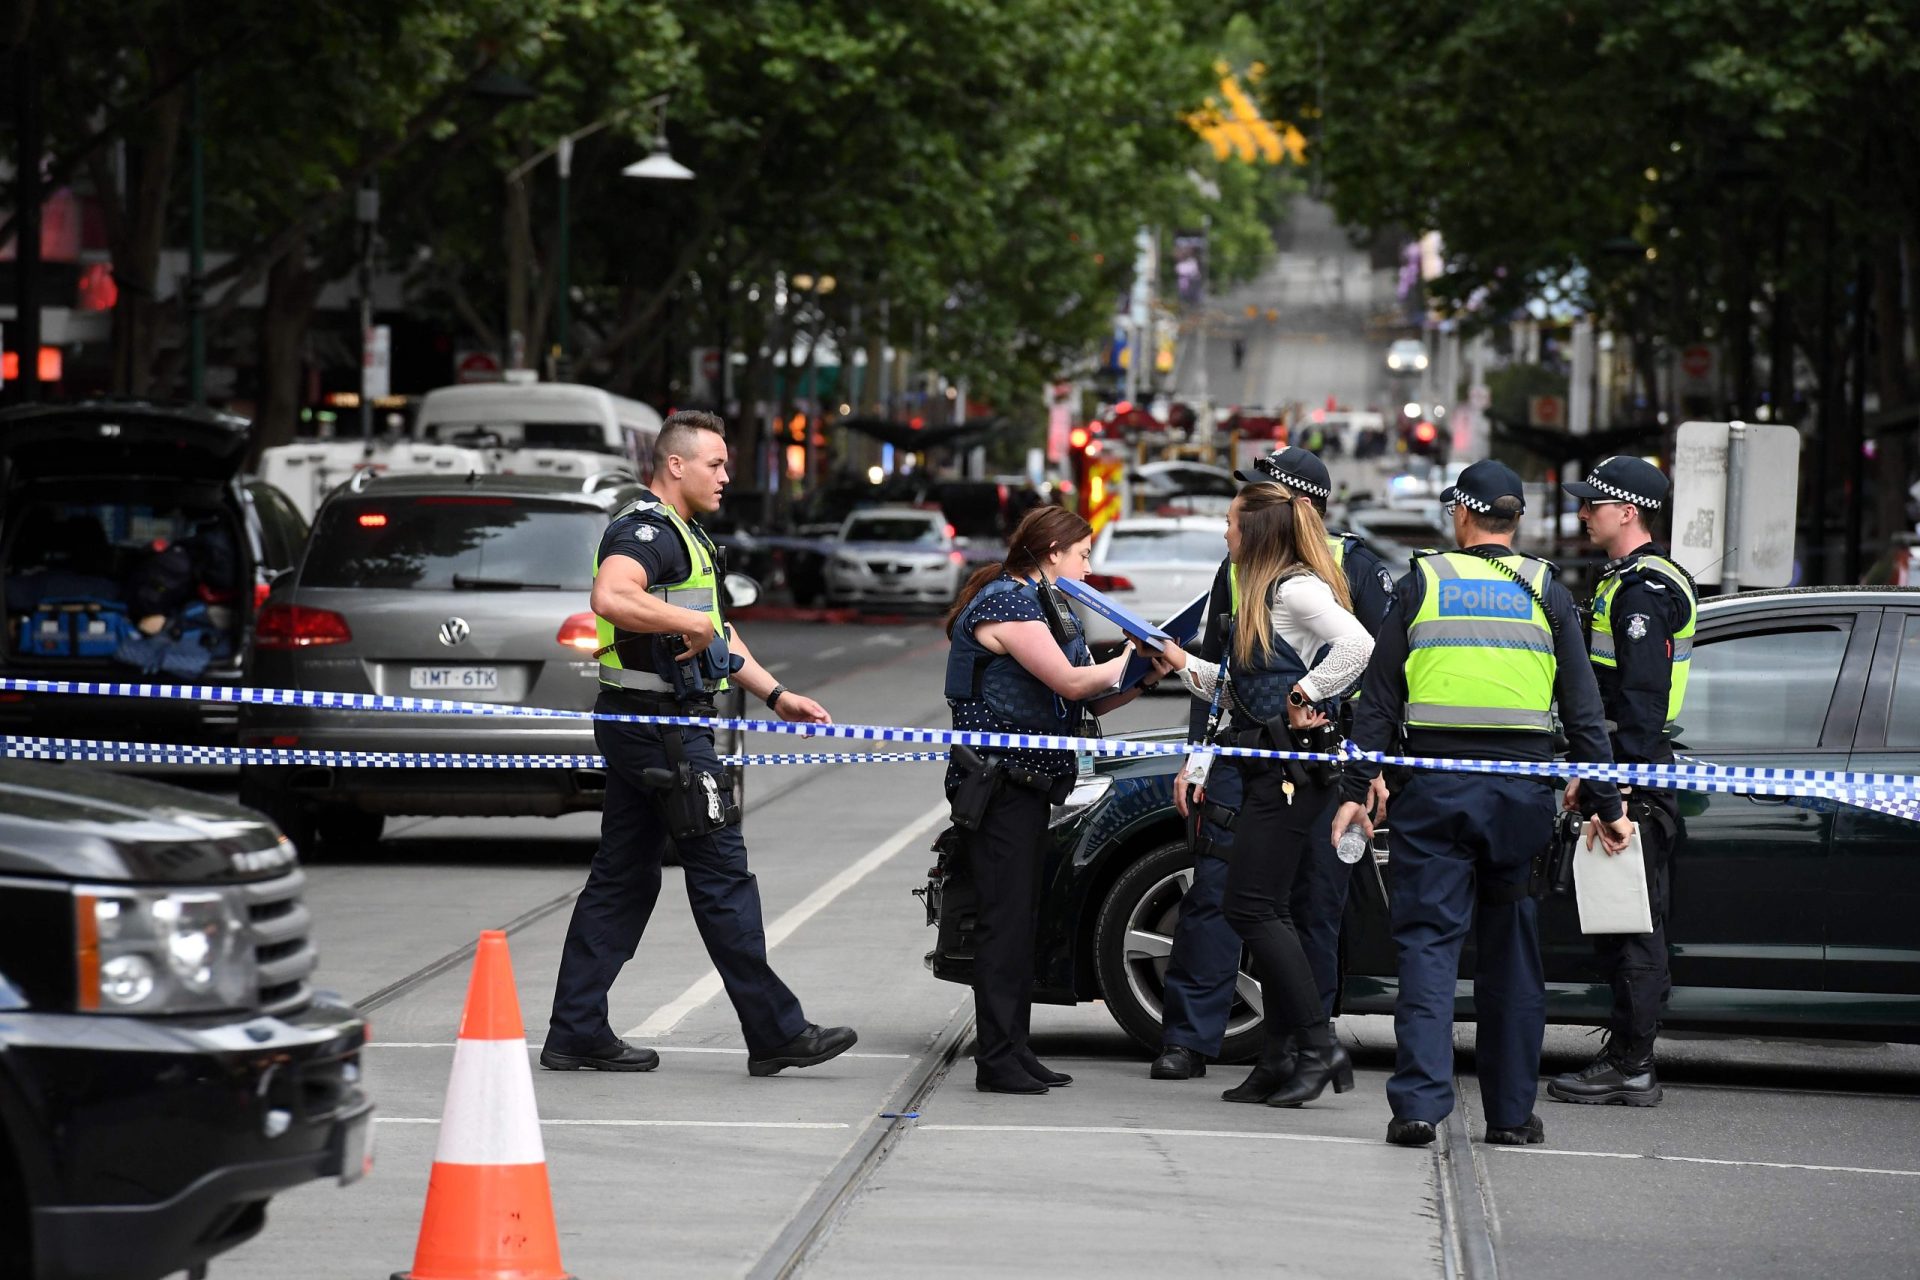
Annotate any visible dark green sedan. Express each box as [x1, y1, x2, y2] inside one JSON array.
[[919, 586, 1920, 1062]]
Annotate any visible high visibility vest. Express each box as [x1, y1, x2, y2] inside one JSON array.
[[1226, 535, 1346, 609], [1404, 550, 1556, 732], [595, 501, 729, 693], [1589, 553, 1696, 722]]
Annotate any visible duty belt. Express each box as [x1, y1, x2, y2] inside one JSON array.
[[599, 666, 678, 694], [983, 754, 1064, 793]]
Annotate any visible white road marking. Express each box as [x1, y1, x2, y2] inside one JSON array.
[[623, 800, 951, 1039], [916, 1125, 1376, 1146], [363, 1043, 909, 1059], [817, 645, 848, 659], [766, 661, 791, 673], [864, 634, 907, 648], [377, 1117, 849, 1130], [1493, 1147, 1920, 1178]]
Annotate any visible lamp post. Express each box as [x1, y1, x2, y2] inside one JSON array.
[[510, 95, 692, 379], [355, 179, 380, 441]]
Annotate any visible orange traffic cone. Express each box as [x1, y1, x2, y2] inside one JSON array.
[[392, 930, 575, 1280]]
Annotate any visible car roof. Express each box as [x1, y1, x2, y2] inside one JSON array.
[[1102, 515, 1227, 531], [333, 472, 642, 507], [1701, 584, 1920, 610], [845, 505, 942, 520]]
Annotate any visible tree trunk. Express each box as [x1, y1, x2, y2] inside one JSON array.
[[1871, 233, 1915, 543], [505, 175, 533, 368], [104, 52, 186, 396], [249, 230, 321, 467]]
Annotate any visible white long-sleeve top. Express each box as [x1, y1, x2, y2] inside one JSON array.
[[1181, 569, 1374, 785]]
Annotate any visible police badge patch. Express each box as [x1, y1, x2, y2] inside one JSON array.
[[637, 525, 657, 542], [1378, 568, 1394, 594], [1626, 613, 1649, 641]]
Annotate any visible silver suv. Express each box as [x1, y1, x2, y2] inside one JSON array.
[[237, 472, 747, 852]]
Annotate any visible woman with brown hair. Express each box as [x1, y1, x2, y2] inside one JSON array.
[[1159, 482, 1374, 1106], [943, 505, 1171, 1094]]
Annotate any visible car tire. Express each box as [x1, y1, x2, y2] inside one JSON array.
[[315, 808, 386, 853], [1092, 839, 1266, 1064]]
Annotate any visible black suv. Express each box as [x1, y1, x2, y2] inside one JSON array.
[[0, 760, 371, 1279], [921, 586, 1920, 1061], [0, 400, 309, 745]]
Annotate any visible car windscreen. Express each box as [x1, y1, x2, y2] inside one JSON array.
[[843, 517, 943, 544], [1361, 519, 1449, 545], [1102, 527, 1225, 564], [303, 497, 599, 590], [422, 421, 620, 454]]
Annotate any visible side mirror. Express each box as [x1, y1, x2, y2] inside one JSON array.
[[722, 572, 762, 610]]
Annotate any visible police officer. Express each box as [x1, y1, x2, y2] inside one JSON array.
[[544, 410, 857, 1077], [1330, 460, 1632, 1148], [1548, 456, 1696, 1107], [1150, 446, 1395, 1082], [944, 505, 1167, 1094]]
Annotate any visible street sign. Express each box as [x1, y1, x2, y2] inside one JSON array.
[[1528, 395, 1565, 428], [455, 350, 502, 384], [1681, 343, 1714, 385], [363, 325, 391, 401], [1671, 420, 1800, 588]]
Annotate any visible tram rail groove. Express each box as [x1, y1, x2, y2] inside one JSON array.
[[748, 1007, 976, 1280], [1436, 1086, 1500, 1280]]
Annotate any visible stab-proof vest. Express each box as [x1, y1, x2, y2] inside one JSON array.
[[1589, 552, 1696, 723], [1404, 550, 1556, 732], [596, 500, 730, 694], [1220, 574, 1311, 731], [944, 576, 1090, 732]]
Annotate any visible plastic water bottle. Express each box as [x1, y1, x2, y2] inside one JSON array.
[[1336, 824, 1369, 865]]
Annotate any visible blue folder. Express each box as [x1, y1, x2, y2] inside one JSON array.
[[1055, 576, 1174, 649], [1110, 588, 1211, 692]]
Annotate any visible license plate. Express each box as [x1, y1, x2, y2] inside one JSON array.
[[338, 1107, 374, 1185], [409, 666, 500, 690]]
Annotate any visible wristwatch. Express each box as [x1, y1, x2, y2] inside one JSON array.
[[764, 684, 789, 711], [1287, 688, 1311, 708]]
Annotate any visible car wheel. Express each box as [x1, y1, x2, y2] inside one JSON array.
[[315, 808, 386, 853], [1092, 840, 1266, 1064]]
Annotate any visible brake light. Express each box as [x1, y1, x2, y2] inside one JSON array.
[[556, 612, 600, 652], [944, 523, 957, 540], [1085, 573, 1135, 592], [254, 604, 352, 649], [949, 551, 966, 565], [357, 512, 388, 527], [253, 581, 273, 610]]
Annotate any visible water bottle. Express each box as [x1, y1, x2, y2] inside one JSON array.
[[1336, 824, 1369, 865]]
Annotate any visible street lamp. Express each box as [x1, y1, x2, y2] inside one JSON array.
[[510, 95, 694, 376]]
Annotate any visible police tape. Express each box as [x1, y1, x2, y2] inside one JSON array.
[[2, 677, 1917, 814], [0, 736, 950, 770]]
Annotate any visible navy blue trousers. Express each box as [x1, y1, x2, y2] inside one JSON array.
[[1160, 763, 1357, 1057], [1387, 769, 1555, 1130], [547, 706, 808, 1057]]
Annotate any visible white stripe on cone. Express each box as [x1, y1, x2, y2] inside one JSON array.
[[434, 1038, 547, 1166]]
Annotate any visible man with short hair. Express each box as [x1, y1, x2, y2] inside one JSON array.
[[1547, 456, 1695, 1107], [1149, 445, 1395, 1083], [1332, 459, 1630, 1148], [544, 410, 857, 1077]]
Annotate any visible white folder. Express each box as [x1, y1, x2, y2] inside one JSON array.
[[1573, 823, 1654, 935]]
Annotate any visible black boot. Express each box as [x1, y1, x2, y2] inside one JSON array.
[[1221, 1034, 1297, 1104], [1019, 1051, 1073, 1087], [1150, 1046, 1207, 1080], [1547, 1051, 1661, 1106], [1265, 1026, 1355, 1108]]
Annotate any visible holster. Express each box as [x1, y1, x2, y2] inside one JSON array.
[[947, 744, 1001, 830], [1191, 799, 1236, 861], [640, 729, 740, 841], [1546, 809, 1582, 898]]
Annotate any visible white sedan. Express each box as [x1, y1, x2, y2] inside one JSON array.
[[824, 507, 966, 609], [1072, 516, 1226, 655]]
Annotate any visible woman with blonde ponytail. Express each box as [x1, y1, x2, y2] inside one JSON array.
[[1157, 482, 1373, 1108]]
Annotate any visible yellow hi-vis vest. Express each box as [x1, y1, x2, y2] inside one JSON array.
[[1404, 550, 1556, 732], [1589, 553, 1696, 722], [595, 501, 729, 694]]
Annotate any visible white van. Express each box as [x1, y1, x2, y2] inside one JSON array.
[[413, 381, 663, 484], [257, 440, 493, 521]]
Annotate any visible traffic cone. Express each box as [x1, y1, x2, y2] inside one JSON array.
[[392, 930, 575, 1280]]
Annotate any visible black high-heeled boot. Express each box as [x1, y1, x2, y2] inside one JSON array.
[[1265, 1026, 1355, 1108], [1221, 1034, 1297, 1103]]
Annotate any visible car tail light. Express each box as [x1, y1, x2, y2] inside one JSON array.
[[556, 612, 600, 652], [254, 604, 352, 649], [949, 551, 966, 565], [253, 581, 273, 611], [357, 512, 388, 527], [1085, 573, 1135, 592]]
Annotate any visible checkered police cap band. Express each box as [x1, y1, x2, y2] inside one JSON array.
[[1256, 454, 1331, 499], [1449, 491, 1494, 514], [1587, 473, 1660, 509]]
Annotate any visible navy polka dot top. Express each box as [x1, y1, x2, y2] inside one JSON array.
[[947, 574, 1079, 786]]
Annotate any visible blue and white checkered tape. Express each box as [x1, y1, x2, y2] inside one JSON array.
[[1, 677, 1915, 818]]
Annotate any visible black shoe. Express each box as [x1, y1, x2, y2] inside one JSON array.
[[1150, 1046, 1208, 1080], [539, 1038, 660, 1072], [1484, 1113, 1546, 1145], [1265, 1040, 1355, 1108], [976, 1071, 1050, 1095], [748, 1023, 858, 1077], [1020, 1056, 1073, 1087], [1547, 1054, 1662, 1106], [1386, 1118, 1437, 1147]]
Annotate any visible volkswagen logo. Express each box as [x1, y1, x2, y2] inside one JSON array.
[[437, 617, 471, 647]]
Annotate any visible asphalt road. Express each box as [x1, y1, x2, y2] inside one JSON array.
[[174, 617, 1919, 1280]]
